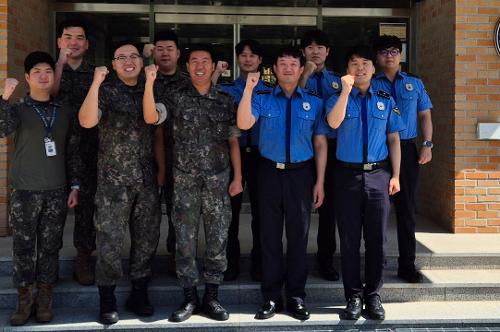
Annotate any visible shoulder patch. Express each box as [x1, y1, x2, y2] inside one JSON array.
[[392, 106, 401, 116], [256, 90, 272, 95], [306, 90, 321, 98], [377, 89, 391, 99]]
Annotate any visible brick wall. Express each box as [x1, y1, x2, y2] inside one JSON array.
[[0, 0, 50, 236], [453, 0, 500, 233], [416, 0, 500, 233]]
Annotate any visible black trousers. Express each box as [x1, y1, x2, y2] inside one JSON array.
[[227, 147, 261, 267], [394, 142, 420, 272], [258, 159, 313, 302], [334, 165, 390, 300], [316, 139, 337, 262]]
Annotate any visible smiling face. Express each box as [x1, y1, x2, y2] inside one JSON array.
[[237, 45, 262, 75], [57, 26, 89, 60], [25, 63, 54, 92], [346, 54, 375, 87], [186, 50, 215, 87], [154, 40, 180, 74], [274, 55, 304, 86], [302, 41, 329, 68], [112, 44, 143, 83]]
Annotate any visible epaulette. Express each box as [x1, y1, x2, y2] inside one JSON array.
[[377, 89, 391, 99], [392, 106, 401, 116], [405, 72, 420, 79], [261, 81, 275, 88], [256, 90, 272, 95], [306, 90, 321, 98]]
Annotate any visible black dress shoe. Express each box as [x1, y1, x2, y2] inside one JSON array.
[[286, 300, 310, 321], [398, 269, 424, 283], [342, 296, 363, 320], [364, 294, 385, 320], [255, 300, 283, 320]]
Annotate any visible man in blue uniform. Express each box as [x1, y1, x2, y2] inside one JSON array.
[[238, 46, 328, 321], [300, 29, 342, 281], [212, 39, 273, 281], [373, 35, 433, 283], [326, 45, 405, 320]]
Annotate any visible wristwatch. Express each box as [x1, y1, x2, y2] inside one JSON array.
[[422, 140, 434, 149]]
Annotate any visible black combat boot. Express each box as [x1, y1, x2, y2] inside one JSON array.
[[202, 283, 229, 321], [126, 277, 154, 316], [98, 285, 119, 325], [170, 286, 200, 322]]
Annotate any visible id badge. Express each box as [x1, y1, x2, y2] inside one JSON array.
[[44, 137, 57, 157]]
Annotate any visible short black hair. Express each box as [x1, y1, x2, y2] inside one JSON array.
[[235, 39, 263, 57], [274, 45, 305, 66], [112, 40, 141, 57], [24, 51, 55, 74], [186, 44, 214, 62], [301, 29, 330, 48], [154, 30, 179, 48], [373, 35, 403, 52], [57, 19, 88, 38], [344, 45, 375, 68]]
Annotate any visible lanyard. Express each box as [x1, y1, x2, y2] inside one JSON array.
[[32, 104, 57, 138]]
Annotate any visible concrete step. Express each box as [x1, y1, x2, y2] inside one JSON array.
[[1, 253, 499, 278], [1, 270, 500, 310], [0, 301, 499, 331]]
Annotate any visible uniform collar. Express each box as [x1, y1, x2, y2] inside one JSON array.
[[186, 82, 219, 99], [157, 68, 186, 82], [273, 84, 304, 98], [351, 84, 374, 98], [375, 70, 404, 81], [63, 60, 94, 73], [24, 95, 61, 108]]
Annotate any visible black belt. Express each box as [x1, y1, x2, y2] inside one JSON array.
[[400, 138, 416, 146], [338, 160, 388, 171], [261, 157, 312, 170], [242, 146, 259, 153]]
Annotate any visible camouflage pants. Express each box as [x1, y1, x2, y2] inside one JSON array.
[[173, 167, 231, 287], [73, 171, 97, 252], [94, 183, 161, 286], [10, 188, 67, 287]]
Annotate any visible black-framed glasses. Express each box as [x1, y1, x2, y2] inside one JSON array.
[[378, 49, 400, 57], [112, 54, 142, 63]]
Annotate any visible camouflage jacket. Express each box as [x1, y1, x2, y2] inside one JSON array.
[[157, 81, 238, 175], [97, 76, 157, 186], [0, 96, 82, 190]]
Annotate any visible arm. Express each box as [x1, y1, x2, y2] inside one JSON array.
[[299, 60, 317, 89], [237, 72, 259, 130], [387, 131, 401, 195], [154, 125, 166, 187], [51, 49, 71, 96], [228, 135, 243, 197], [418, 109, 433, 164], [143, 64, 161, 124], [79, 66, 108, 128], [211, 61, 228, 86], [326, 75, 354, 129], [313, 134, 327, 208], [0, 78, 21, 137]]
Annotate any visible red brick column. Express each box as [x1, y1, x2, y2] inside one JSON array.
[[0, 0, 50, 236]]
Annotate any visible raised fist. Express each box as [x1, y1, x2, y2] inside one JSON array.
[[245, 72, 260, 91], [143, 44, 155, 58], [58, 48, 72, 65], [2, 78, 19, 100], [93, 66, 109, 85], [145, 64, 158, 82], [216, 61, 229, 73], [341, 74, 355, 92], [304, 60, 317, 75]]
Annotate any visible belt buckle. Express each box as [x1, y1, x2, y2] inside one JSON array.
[[276, 162, 285, 170], [363, 163, 373, 171], [245, 147, 252, 153]]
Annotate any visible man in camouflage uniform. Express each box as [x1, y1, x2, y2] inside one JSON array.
[[79, 42, 161, 325], [52, 19, 97, 286], [143, 30, 188, 275], [0, 51, 81, 326], [143, 45, 243, 322]]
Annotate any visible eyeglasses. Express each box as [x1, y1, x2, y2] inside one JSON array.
[[112, 54, 142, 63], [378, 49, 400, 57]]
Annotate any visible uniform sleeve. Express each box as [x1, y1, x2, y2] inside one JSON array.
[[0, 99, 20, 137], [250, 92, 262, 121], [387, 97, 406, 134], [65, 107, 83, 187], [313, 99, 329, 136], [97, 84, 111, 121], [417, 79, 433, 112], [157, 91, 178, 124], [324, 94, 339, 115]]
